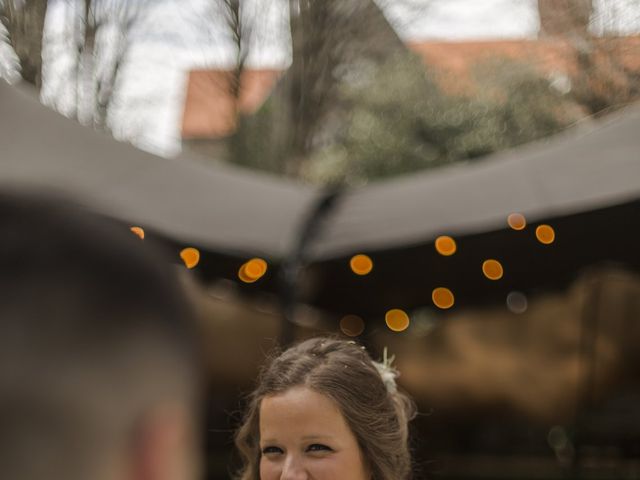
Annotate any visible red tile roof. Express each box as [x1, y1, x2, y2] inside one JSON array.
[[182, 36, 640, 139], [407, 36, 640, 93], [181, 69, 281, 139]]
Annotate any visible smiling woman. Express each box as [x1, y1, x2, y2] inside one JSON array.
[[259, 387, 370, 479], [234, 338, 416, 480]]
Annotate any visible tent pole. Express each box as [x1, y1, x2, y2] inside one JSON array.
[[278, 188, 342, 347]]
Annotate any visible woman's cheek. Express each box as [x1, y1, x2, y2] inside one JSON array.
[[305, 455, 341, 478], [259, 458, 280, 480]]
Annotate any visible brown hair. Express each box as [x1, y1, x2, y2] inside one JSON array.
[[0, 191, 198, 480], [234, 337, 415, 480]]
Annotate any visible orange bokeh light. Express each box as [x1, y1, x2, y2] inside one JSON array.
[[180, 247, 200, 269], [238, 265, 256, 283], [340, 315, 365, 337], [536, 224, 555, 244], [432, 287, 455, 309], [385, 309, 410, 332], [238, 257, 268, 283], [245, 258, 267, 279], [507, 213, 526, 231], [482, 259, 504, 280], [130, 226, 145, 239], [350, 254, 373, 275], [435, 235, 457, 256]]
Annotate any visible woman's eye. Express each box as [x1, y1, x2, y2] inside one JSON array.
[[261, 446, 283, 455], [307, 443, 333, 453]]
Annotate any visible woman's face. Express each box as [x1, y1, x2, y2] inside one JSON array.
[[259, 386, 370, 480]]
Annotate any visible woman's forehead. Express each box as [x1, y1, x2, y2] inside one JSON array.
[[259, 386, 353, 440]]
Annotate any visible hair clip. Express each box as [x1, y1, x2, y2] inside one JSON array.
[[373, 347, 398, 394]]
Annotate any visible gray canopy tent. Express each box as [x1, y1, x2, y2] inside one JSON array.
[[0, 82, 321, 263], [0, 82, 326, 301], [303, 105, 640, 315], [308, 106, 640, 260], [2, 81, 640, 317]]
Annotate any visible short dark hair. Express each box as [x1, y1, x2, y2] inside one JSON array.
[[235, 337, 416, 480], [0, 190, 198, 480]]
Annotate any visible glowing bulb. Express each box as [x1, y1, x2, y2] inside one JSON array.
[[536, 225, 555, 245], [340, 315, 365, 337], [482, 259, 504, 280], [244, 258, 267, 279], [238, 258, 267, 283], [432, 287, 454, 309], [350, 254, 373, 275], [130, 226, 144, 239], [238, 264, 256, 283], [385, 309, 410, 332], [506, 291, 528, 314], [507, 213, 526, 231], [435, 236, 457, 256], [180, 247, 200, 269]]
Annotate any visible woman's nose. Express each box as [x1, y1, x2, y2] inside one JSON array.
[[280, 454, 308, 480]]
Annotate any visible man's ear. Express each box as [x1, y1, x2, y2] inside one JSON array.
[[129, 404, 198, 480]]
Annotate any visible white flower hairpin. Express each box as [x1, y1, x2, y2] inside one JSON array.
[[373, 347, 398, 394]]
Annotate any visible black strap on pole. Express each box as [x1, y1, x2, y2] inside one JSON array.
[[278, 187, 342, 347], [571, 269, 603, 476]]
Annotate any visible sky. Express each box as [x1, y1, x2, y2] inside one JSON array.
[[2, 0, 640, 156], [39, 0, 292, 155], [379, 0, 540, 40]]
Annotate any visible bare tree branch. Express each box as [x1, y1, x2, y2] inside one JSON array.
[[70, 0, 152, 129], [0, 0, 48, 87]]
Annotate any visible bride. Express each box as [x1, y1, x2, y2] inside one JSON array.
[[234, 337, 415, 480]]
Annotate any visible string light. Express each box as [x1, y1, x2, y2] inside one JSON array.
[[238, 258, 268, 283], [350, 254, 373, 275], [432, 287, 454, 309], [507, 213, 526, 231], [245, 258, 267, 279], [536, 225, 555, 244], [340, 315, 365, 337], [506, 291, 528, 314], [180, 247, 200, 269], [130, 226, 144, 239], [385, 309, 410, 332], [435, 235, 457, 256], [238, 265, 256, 283], [482, 259, 504, 280]]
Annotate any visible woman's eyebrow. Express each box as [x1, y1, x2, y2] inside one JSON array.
[[301, 435, 333, 441], [260, 438, 279, 444]]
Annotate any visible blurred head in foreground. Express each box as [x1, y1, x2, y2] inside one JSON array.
[[235, 337, 416, 480], [0, 191, 200, 480]]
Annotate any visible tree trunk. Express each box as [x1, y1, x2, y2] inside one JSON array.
[[284, 0, 403, 175], [537, 0, 593, 38], [1, 0, 48, 87]]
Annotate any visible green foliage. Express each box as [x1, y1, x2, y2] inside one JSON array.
[[302, 55, 580, 186], [226, 53, 583, 186], [228, 87, 294, 176]]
